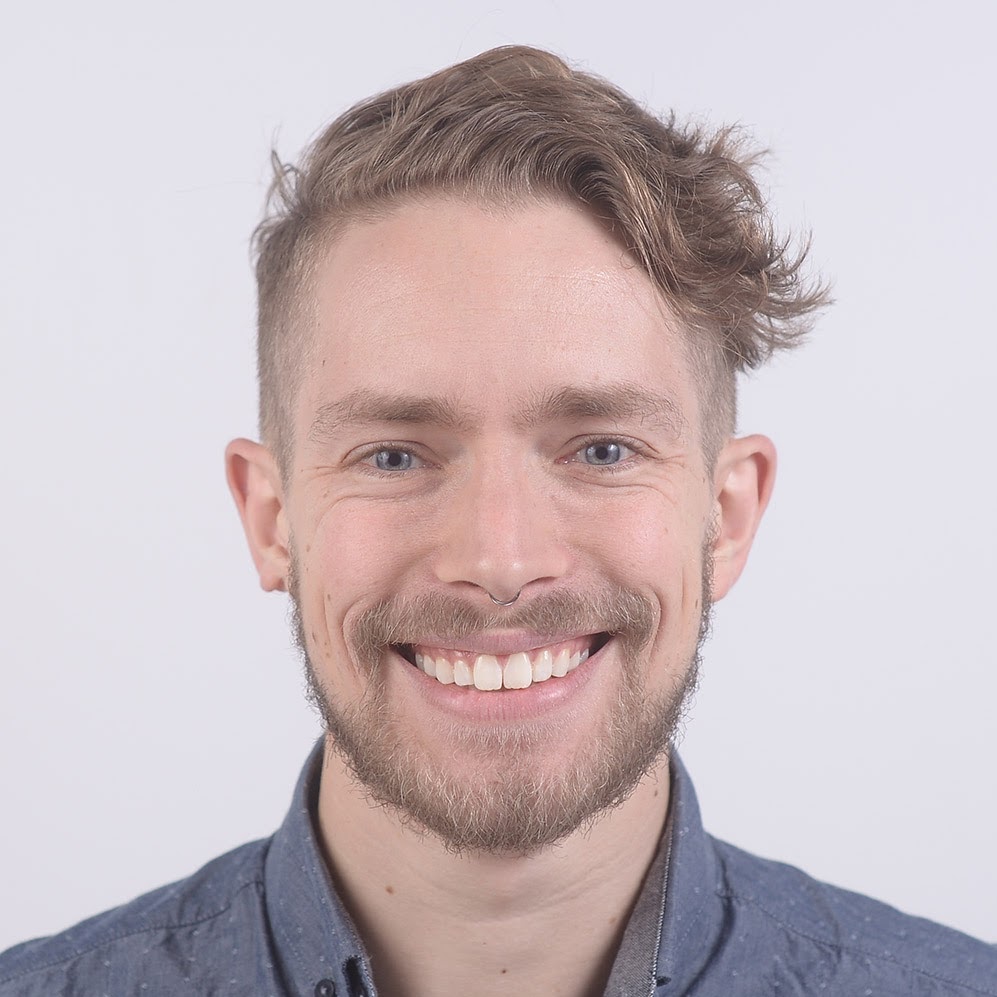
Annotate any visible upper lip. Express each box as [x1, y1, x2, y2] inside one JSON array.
[[403, 630, 602, 657]]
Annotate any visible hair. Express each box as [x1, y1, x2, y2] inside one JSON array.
[[253, 45, 829, 474]]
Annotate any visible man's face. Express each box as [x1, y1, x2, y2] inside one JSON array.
[[266, 198, 748, 854]]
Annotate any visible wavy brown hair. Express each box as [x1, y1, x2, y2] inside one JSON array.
[[254, 45, 829, 472]]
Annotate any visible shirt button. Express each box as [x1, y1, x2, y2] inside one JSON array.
[[314, 981, 336, 997]]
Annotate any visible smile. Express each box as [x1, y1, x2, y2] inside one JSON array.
[[397, 634, 609, 692]]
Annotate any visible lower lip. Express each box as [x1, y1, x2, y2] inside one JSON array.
[[392, 641, 611, 723]]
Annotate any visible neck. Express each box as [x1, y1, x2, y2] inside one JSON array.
[[316, 740, 671, 997]]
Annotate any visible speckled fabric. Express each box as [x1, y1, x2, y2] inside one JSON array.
[[2, 743, 995, 996]]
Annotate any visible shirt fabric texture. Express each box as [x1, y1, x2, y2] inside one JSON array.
[[2, 742, 995, 996]]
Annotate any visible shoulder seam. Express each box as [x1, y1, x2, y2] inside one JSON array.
[[0, 877, 264, 987], [719, 889, 997, 996]]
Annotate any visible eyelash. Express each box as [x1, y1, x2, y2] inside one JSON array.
[[564, 436, 645, 472], [353, 443, 429, 477], [351, 436, 647, 478]]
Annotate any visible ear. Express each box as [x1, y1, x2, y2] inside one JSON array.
[[709, 434, 776, 602], [225, 438, 290, 593]]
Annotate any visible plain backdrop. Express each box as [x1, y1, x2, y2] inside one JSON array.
[[2, 0, 994, 953]]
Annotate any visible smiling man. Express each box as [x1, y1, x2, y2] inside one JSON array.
[[257, 197, 733, 868], [2, 45, 995, 997]]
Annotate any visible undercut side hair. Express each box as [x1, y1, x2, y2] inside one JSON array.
[[253, 46, 830, 474]]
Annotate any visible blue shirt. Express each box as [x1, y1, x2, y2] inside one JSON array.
[[2, 743, 995, 995]]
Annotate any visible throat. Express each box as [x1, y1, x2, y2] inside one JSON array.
[[316, 745, 672, 997], [339, 857, 638, 997]]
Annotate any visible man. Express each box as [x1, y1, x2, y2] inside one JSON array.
[[1, 45, 994, 997]]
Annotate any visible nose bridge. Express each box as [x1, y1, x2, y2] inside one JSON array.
[[433, 443, 570, 598]]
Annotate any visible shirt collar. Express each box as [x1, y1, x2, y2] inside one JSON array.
[[654, 752, 725, 990], [264, 740, 375, 997]]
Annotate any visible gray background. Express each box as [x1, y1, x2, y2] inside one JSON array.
[[2, 0, 994, 950]]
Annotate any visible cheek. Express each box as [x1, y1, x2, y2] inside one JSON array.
[[295, 503, 430, 690], [309, 500, 432, 603], [573, 489, 703, 581], [577, 491, 708, 657]]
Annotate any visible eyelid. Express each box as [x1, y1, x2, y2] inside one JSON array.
[[563, 435, 644, 466], [349, 436, 647, 472], [352, 442, 430, 473]]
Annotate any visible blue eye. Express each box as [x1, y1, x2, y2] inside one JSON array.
[[373, 450, 416, 471], [581, 441, 625, 465]]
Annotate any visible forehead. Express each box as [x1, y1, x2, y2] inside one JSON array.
[[298, 197, 700, 434]]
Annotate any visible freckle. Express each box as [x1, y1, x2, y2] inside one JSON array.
[[305, 544, 311, 553], [385, 885, 395, 895], [654, 789, 659, 797], [608, 916, 617, 925]]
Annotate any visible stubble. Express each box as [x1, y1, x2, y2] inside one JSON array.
[[290, 562, 711, 855]]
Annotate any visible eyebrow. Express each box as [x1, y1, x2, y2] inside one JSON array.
[[516, 384, 687, 437], [308, 390, 475, 443], [307, 383, 686, 443]]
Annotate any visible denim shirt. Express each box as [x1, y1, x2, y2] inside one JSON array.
[[2, 743, 995, 996]]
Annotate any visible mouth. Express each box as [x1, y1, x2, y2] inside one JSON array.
[[393, 633, 611, 692]]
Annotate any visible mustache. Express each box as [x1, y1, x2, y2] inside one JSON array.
[[347, 586, 658, 670]]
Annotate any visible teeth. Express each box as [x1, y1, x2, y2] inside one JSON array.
[[503, 652, 532, 689], [410, 641, 598, 691], [532, 648, 553, 683], [566, 649, 589, 673], [435, 657, 454, 684], [473, 654, 503, 691], [551, 649, 571, 678], [453, 659, 474, 687]]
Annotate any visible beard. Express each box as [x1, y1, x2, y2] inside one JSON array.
[[290, 561, 712, 856]]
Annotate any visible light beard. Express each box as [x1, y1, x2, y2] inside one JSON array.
[[290, 567, 712, 856]]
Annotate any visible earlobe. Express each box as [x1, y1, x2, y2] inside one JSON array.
[[709, 434, 777, 602], [225, 438, 290, 593]]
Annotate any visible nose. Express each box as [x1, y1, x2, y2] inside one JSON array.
[[432, 455, 571, 602]]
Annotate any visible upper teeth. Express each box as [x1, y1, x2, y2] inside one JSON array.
[[413, 644, 590, 692]]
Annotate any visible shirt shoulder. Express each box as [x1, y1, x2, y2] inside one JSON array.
[[0, 838, 274, 997], [711, 836, 997, 995]]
